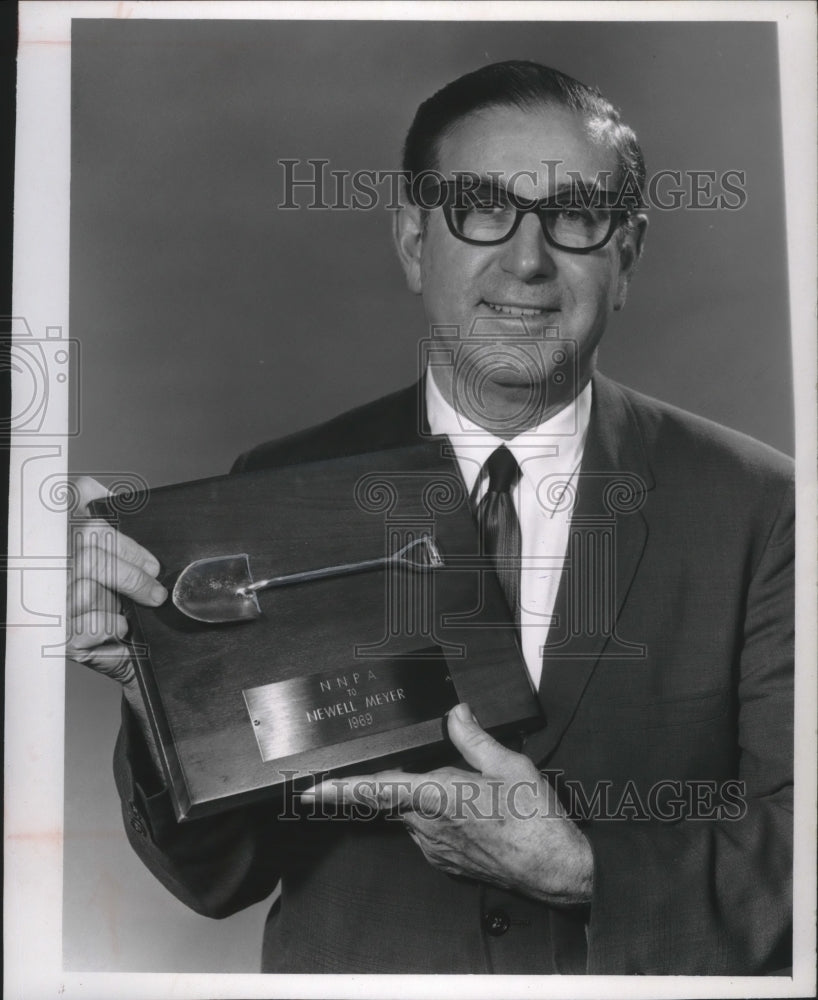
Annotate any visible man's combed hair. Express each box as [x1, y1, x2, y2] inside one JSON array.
[[402, 60, 646, 202]]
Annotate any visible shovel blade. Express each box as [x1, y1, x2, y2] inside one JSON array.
[[172, 554, 261, 623]]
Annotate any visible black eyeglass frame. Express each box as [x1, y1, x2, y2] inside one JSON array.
[[430, 180, 638, 255]]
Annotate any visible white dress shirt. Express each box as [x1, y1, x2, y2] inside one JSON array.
[[425, 370, 592, 690]]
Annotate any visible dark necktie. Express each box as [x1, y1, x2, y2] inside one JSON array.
[[475, 445, 522, 622]]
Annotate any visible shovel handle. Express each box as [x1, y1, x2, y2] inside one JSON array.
[[238, 536, 442, 596], [240, 556, 388, 595]]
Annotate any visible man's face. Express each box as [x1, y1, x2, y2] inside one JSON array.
[[395, 103, 645, 432]]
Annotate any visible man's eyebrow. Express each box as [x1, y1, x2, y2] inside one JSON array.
[[551, 179, 613, 195], [450, 173, 509, 190], [451, 175, 614, 196]]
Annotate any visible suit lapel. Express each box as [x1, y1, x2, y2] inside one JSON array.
[[522, 374, 655, 765]]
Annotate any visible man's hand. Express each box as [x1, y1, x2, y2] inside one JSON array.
[[67, 476, 167, 766], [300, 703, 594, 907], [67, 476, 167, 682]]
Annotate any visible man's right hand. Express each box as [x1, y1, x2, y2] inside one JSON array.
[[67, 476, 167, 685]]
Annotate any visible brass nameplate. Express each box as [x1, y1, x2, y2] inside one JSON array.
[[243, 649, 456, 761]]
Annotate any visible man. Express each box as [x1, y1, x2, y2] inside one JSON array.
[[68, 61, 793, 974]]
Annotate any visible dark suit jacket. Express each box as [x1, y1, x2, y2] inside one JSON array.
[[115, 373, 793, 974]]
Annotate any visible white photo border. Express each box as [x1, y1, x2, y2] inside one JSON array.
[[7, 2, 817, 998]]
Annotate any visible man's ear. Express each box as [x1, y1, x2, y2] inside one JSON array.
[[614, 213, 648, 311], [393, 203, 424, 295]]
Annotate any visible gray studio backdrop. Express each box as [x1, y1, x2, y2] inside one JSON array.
[[66, 19, 791, 972]]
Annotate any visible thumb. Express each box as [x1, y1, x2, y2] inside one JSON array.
[[447, 703, 532, 780]]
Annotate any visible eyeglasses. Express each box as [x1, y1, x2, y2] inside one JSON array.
[[428, 179, 635, 254]]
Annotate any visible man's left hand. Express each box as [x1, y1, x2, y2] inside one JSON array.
[[300, 703, 593, 907]]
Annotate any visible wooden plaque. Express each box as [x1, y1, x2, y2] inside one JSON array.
[[92, 443, 543, 821]]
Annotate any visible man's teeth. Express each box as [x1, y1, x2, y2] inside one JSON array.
[[485, 301, 548, 317]]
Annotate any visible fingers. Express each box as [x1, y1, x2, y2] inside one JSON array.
[[301, 771, 419, 812], [70, 521, 165, 606], [70, 478, 160, 584], [300, 701, 540, 816], [68, 608, 129, 648], [72, 476, 111, 516], [300, 770, 460, 818], [71, 519, 161, 580], [67, 634, 137, 685], [66, 483, 164, 686], [68, 577, 122, 619], [447, 703, 535, 781], [67, 605, 135, 683]]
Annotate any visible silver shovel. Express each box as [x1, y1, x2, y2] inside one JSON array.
[[171, 535, 445, 624]]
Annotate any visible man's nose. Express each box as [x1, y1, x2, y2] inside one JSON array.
[[499, 211, 557, 281]]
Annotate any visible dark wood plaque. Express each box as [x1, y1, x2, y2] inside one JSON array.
[[92, 442, 543, 821]]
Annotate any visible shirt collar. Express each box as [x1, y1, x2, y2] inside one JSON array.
[[425, 367, 593, 499]]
